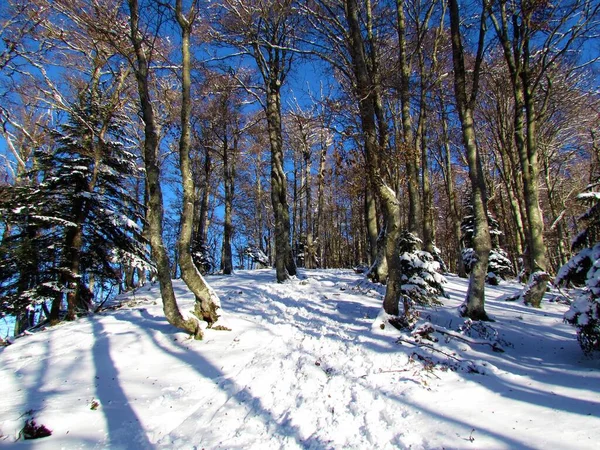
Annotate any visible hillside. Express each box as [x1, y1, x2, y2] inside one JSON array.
[[1, 269, 599, 449]]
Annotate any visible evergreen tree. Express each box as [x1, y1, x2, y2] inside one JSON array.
[[394, 231, 447, 328], [0, 91, 150, 329], [461, 206, 513, 285], [556, 186, 600, 353]]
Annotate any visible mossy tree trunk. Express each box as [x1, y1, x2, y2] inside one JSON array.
[[128, 0, 203, 338], [175, 0, 221, 324], [448, 0, 492, 321]]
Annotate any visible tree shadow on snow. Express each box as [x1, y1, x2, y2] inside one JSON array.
[[90, 318, 153, 449], [134, 308, 314, 449]]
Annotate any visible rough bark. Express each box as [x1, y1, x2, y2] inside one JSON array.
[[267, 85, 296, 281]]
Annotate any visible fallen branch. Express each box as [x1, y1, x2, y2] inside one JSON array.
[[396, 337, 463, 362], [413, 323, 505, 353]]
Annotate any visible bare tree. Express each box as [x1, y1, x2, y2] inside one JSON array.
[[174, 0, 221, 323], [489, 0, 600, 306], [126, 0, 204, 338], [213, 0, 300, 281], [448, 0, 492, 320]]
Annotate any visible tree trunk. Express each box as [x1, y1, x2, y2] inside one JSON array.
[[491, 2, 548, 306], [221, 131, 236, 275], [255, 157, 265, 252], [418, 93, 434, 254], [543, 153, 568, 270], [440, 103, 465, 277], [345, 0, 407, 322], [396, 0, 422, 237], [521, 63, 548, 306], [315, 131, 327, 268], [193, 148, 212, 273], [304, 145, 316, 269], [176, 3, 221, 325], [266, 83, 296, 281], [365, 182, 379, 266], [128, 0, 202, 339], [448, 0, 491, 321], [64, 203, 87, 320]]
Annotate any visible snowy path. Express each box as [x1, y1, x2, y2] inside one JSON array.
[[1, 269, 599, 449]]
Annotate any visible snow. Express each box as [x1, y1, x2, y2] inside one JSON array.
[[577, 192, 600, 201], [1, 269, 599, 449]]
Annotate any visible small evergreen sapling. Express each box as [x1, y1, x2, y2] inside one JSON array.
[[563, 255, 600, 353], [393, 231, 447, 328], [461, 207, 513, 284]]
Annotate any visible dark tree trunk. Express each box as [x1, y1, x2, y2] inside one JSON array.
[[221, 132, 236, 275], [64, 202, 87, 321], [345, 0, 407, 322], [267, 86, 296, 281]]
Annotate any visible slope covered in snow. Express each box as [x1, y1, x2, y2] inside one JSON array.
[[1, 269, 599, 449]]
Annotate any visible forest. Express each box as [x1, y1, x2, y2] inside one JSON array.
[[1, 0, 600, 350]]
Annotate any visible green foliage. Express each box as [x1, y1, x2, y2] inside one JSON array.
[[461, 206, 513, 283], [557, 185, 600, 353], [397, 231, 446, 307], [0, 90, 150, 323]]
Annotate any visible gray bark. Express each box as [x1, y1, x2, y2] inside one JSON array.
[[128, 0, 202, 338], [448, 0, 492, 321], [176, 1, 221, 325], [345, 0, 407, 322]]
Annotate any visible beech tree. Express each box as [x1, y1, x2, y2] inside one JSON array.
[[448, 0, 492, 320], [174, 0, 221, 323], [126, 0, 206, 338], [213, 0, 299, 282], [489, 0, 600, 307]]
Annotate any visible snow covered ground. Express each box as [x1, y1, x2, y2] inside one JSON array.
[[1, 269, 599, 449]]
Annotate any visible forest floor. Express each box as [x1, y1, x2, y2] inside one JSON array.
[[1, 269, 599, 449]]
